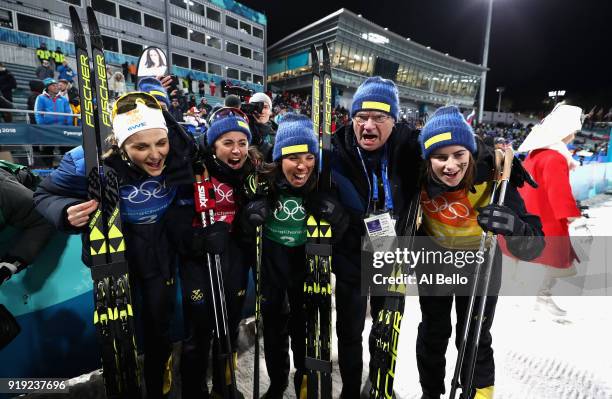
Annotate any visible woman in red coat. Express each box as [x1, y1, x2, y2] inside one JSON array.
[[517, 104, 583, 315]]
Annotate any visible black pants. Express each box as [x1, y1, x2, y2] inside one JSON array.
[[261, 238, 307, 395], [131, 273, 176, 399], [416, 295, 498, 397], [179, 239, 249, 398]]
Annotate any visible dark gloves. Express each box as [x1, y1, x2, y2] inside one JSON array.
[[477, 204, 526, 236], [305, 192, 349, 239], [510, 157, 538, 189], [192, 222, 231, 256], [241, 199, 271, 232]]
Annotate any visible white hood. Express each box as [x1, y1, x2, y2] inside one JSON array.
[[518, 104, 583, 153]]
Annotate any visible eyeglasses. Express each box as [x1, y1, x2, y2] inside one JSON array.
[[112, 92, 162, 119], [208, 106, 249, 124], [353, 113, 391, 125]]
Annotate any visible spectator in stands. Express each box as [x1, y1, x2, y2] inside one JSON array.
[[35, 60, 54, 81], [247, 92, 276, 159], [169, 97, 184, 122], [57, 60, 74, 83], [198, 79, 206, 96], [0, 63, 16, 123], [57, 79, 79, 105], [0, 63, 17, 103], [36, 43, 51, 64], [198, 97, 212, 116], [128, 62, 137, 83], [27, 80, 44, 124], [52, 47, 65, 70], [34, 78, 71, 125], [494, 137, 506, 150], [208, 78, 218, 97], [187, 94, 197, 109], [69, 96, 80, 127], [109, 71, 127, 98]]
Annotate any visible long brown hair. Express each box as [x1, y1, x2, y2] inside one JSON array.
[[424, 151, 476, 193]]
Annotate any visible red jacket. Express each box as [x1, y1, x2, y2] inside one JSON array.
[[519, 149, 581, 268]]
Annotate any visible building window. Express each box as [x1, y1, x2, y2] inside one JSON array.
[[239, 21, 251, 35], [240, 71, 251, 82], [17, 13, 51, 37], [171, 23, 188, 39], [191, 58, 206, 72], [227, 68, 239, 79], [121, 40, 143, 57], [101, 35, 119, 52], [225, 15, 238, 29], [190, 1, 205, 16], [253, 74, 263, 85], [208, 62, 221, 76], [119, 6, 141, 24], [190, 30, 206, 45], [172, 53, 189, 68], [253, 51, 263, 62], [226, 41, 239, 55], [206, 7, 221, 22], [207, 35, 221, 50], [0, 9, 13, 29], [253, 27, 263, 39], [59, 0, 81, 6], [169, 0, 186, 9], [240, 46, 251, 59], [91, 0, 116, 17], [144, 14, 164, 31]]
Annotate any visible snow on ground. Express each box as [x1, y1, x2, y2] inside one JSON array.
[[24, 197, 612, 399], [237, 195, 612, 399]]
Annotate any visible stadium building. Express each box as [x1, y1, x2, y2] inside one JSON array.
[[0, 0, 266, 96], [268, 8, 486, 116]]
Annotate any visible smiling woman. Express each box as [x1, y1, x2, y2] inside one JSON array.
[[32, 82, 198, 398]]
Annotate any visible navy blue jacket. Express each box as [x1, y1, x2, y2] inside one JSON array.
[[329, 122, 422, 283]]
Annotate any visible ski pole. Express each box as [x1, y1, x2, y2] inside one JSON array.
[[449, 148, 513, 399]]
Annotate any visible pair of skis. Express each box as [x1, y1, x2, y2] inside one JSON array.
[[368, 195, 422, 399], [302, 42, 333, 399], [193, 168, 238, 398], [69, 6, 140, 399]]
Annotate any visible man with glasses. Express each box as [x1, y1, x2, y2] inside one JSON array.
[[329, 76, 422, 398]]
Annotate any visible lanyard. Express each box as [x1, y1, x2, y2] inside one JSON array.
[[359, 146, 394, 213]]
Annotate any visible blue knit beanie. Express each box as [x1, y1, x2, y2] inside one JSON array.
[[137, 77, 169, 108], [43, 77, 57, 88], [273, 113, 318, 162], [206, 115, 252, 146], [351, 76, 400, 120], [419, 105, 476, 159]]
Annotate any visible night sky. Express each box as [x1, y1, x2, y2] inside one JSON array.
[[238, 0, 612, 113]]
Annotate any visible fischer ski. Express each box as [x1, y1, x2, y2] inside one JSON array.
[[69, 6, 140, 399], [369, 193, 421, 399], [302, 42, 333, 399], [193, 168, 238, 398]]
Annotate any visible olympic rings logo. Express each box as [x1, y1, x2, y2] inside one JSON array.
[[274, 199, 306, 221], [120, 180, 170, 204], [422, 196, 475, 220], [214, 183, 234, 203]]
